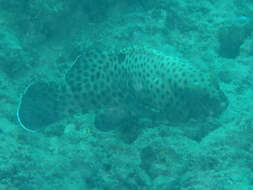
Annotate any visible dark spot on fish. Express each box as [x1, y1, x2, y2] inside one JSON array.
[[85, 83, 91, 89], [91, 75, 95, 82], [90, 68, 95, 72], [106, 76, 111, 82], [91, 99, 97, 105], [113, 64, 118, 71], [66, 77, 74, 85], [98, 59, 103, 65], [93, 53, 98, 60], [96, 72, 100, 79], [68, 108, 75, 115], [112, 91, 118, 97], [183, 79, 188, 86], [74, 93, 80, 99], [71, 85, 79, 92], [84, 63, 90, 70], [82, 78, 88, 84], [100, 90, 106, 97], [82, 92, 87, 98], [93, 84, 98, 90], [89, 90, 95, 97], [92, 63, 98, 69], [103, 62, 110, 70], [177, 67, 182, 72], [180, 93, 185, 101], [61, 86, 66, 93], [81, 107, 87, 113], [83, 71, 89, 76], [99, 81, 105, 88], [76, 75, 81, 81], [117, 91, 124, 97], [118, 53, 126, 64], [160, 62, 164, 68]]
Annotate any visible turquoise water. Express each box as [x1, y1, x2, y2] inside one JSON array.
[[1, 0, 253, 189]]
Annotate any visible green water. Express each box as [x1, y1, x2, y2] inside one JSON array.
[[0, 0, 253, 189]]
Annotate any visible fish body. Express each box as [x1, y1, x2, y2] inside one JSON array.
[[17, 47, 228, 132]]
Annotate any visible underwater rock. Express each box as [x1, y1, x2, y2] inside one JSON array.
[[0, 29, 26, 78], [217, 20, 253, 59], [94, 106, 131, 132]]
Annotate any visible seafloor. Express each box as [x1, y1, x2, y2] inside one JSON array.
[[1, 0, 253, 189]]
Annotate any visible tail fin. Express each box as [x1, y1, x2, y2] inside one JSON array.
[[17, 81, 67, 132]]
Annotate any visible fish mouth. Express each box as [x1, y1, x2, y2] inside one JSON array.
[[198, 89, 229, 118], [181, 87, 229, 121]]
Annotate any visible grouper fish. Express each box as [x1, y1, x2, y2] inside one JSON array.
[[17, 47, 228, 132]]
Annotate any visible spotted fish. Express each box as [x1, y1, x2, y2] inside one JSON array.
[[17, 47, 228, 132]]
